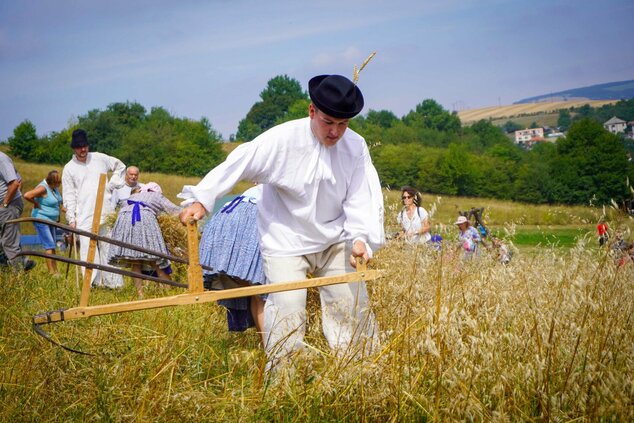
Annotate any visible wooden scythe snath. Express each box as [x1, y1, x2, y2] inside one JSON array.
[[17, 175, 384, 354], [80, 173, 107, 306]]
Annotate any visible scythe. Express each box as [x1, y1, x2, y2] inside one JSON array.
[[22, 222, 383, 355], [8, 175, 384, 355]]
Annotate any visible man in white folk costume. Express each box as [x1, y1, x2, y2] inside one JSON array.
[[62, 129, 126, 288], [179, 74, 385, 370]]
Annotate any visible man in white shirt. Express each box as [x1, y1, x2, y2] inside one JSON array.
[[111, 166, 143, 209], [179, 74, 385, 371], [62, 129, 126, 288]]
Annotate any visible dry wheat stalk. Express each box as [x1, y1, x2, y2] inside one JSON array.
[[353, 52, 376, 84]]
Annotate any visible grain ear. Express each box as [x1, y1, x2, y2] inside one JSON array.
[[352, 52, 377, 84]]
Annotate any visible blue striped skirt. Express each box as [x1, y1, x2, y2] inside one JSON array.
[[199, 199, 264, 311]]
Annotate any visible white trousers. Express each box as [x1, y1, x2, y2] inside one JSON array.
[[77, 224, 123, 289], [262, 242, 377, 368]]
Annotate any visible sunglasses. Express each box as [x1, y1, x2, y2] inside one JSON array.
[[402, 195, 412, 199]]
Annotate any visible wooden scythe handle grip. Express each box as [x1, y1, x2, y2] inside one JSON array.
[[355, 256, 367, 272], [186, 220, 204, 293]]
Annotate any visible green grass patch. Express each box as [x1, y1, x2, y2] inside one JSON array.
[[510, 225, 593, 248]]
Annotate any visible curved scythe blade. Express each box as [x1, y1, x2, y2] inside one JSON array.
[[32, 319, 93, 356]]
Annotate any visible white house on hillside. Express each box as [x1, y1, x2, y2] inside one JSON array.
[[514, 128, 544, 143], [603, 116, 626, 134]]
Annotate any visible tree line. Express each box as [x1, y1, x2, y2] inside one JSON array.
[[7, 76, 634, 205], [357, 103, 632, 206], [8, 103, 226, 176]]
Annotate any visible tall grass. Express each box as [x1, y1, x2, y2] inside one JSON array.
[[1, 240, 632, 420], [3, 152, 633, 419]]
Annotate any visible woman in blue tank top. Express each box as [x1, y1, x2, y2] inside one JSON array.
[[23, 170, 64, 275]]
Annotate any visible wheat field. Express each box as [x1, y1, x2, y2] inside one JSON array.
[[1, 237, 632, 421], [2, 153, 633, 420], [457, 100, 617, 124]]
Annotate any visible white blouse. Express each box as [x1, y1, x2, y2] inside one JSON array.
[[397, 206, 431, 244]]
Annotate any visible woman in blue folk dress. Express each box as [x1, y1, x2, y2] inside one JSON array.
[[199, 184, 265, 344], [108, 182, 180, 298]]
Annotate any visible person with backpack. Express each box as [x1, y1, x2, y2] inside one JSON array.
[[396, 186, 431, 246], [597, 217, 609, 247], [455, 215, 481, 260]]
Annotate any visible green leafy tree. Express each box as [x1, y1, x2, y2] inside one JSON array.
[[366, 109, 398, 129], [382, 122, 420, 145], [236, 75, 308, 141], [236, 119, 263, 142], [503, 120, 523, 133], [431, 143, 474, 195], [373, 143, 425, 188], [575, 104, 593, 118], [414, 148, 444, 192], [78, 102, 147, 153], [552, 118, 629, 204], [117, 107, 225, 176], [402, 99, 461, 133], [8, 120, 39, 159], [594, 98, 634, 123], [34, 130, 74, 164], [557, 109, 571, 131], [275, 98, 310, 125], [512, 156, 554, 204], [470, 155, 513, 199], [464, 120, 511, 153]]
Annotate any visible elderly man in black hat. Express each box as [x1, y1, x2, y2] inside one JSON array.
[[62, 129, 127, 288], [179, 74, 384, 371]]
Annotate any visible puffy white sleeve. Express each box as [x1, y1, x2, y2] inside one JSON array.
[[178, 140, 273, 214], [343, 151, 385, 254], [106, 155, 127, 191], [62, 166, 77, 224]]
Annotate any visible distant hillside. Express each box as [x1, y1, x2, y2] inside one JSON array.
[[457, 99, 616, 124], [515, 80, 634, 104]]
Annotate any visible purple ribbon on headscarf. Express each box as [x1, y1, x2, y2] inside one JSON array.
[[127, 199, 148, 226]]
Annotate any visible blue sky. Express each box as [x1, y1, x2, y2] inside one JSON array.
[[1, 0, 633, 141]]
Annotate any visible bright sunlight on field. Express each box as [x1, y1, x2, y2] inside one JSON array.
[[1, 235, 633, 420], [2, 156, 633, 420], [0, 179, 634, 421]]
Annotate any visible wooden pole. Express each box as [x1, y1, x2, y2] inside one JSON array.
[[33, 267, 384, 324], [73, 235, 80, 289], [79, 174, 107, 307], [186, 220, 203, 293]]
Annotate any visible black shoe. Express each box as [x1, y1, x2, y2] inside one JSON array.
[[23, 259, 36, 272]]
